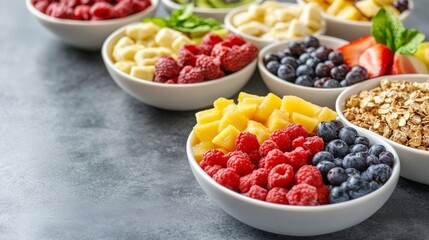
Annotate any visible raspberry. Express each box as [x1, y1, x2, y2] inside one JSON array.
[[213, 168, 239, 191], [195, 55, 222, 80], [240, 42, 259, 62], [302, 136, 324, 157], [154, 75, 168, 83], [155, 56, 180, 79], [284, 123, 309, 141], [90, 2, 114, 19], [317, 184, 330, 205], [259, 140, 278, 157], [182, 44, 200, 55], [227, 155, 254, 177], [291, 136, 305, 150], [211, 42, 231, 58], [61, 0, 80, 8], [225, 34, 246, 46], [287, 183, 318, 206], [236, 132, 260, 155], [34, 1, 50, 13], [74, 5, 91, 20], [202, 33, 223, 46], [268, 164, 294, 189], [285, 147, 311, 171], [81, 0, 94, 4], [225, 150, 249, 160], [177, 66, 204, 84], [248, 185, 268, 201], [197, 44, 212, 56], [258, 157, 266, 169], [218, 46, 247, 72], [199, 149, 227, 168], [178, 48, 197, 67], [270, 129, 291, 152], [165, 77, 177, 84], [132, 0, 151, 12], [204, 165, 222, 177], [294, 165, 323, 187], [238, 168, 268, 193], [266, 187, 289, 204], [113, 0, 134, 18], [264, 149, 287, 171]]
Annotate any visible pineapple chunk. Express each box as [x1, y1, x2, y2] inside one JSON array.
[[253, 93, 282, 123], [195, 108, 222, 124], [280, 96, 322, 117], [317, 107, 338, 122], [336, 5, 363, 20], [266, 109, 291, 132], [194, 121, 220, 142], [326, 0, 350, 15], [299, 3, 324, 30], [245, 120, 270, 144], [192, 141, 215, 163], [355, 0, 381, 18], [212, 125, 240, 151], [292, 112, 319, 133], [214, 97, 235, 112], [237, 101, 258, 119], [383, 5, 401, 17], [218, 109, 249, 132]]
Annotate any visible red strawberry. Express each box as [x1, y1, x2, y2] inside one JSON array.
[[177, 66, 204, 84], [178, 48, 197, 67], [202, 33, 223, 46], [195, 55, 222, 80], [359, 44, 394, 78], [155, 56, 180, 79], [389, 52, 429, 75], [337, 36, 376, 67]]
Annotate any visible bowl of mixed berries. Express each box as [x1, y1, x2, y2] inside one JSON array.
[[187, 92, 400, 236]]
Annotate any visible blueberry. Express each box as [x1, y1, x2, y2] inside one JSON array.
[[340, 79, 349, 87], [306, 47, 316, 53], [315, 63, 331, 77], [345, 71, 365, 85], [313, 46, 332, 61], [280, 57, 299, 69], [263, 53, 279, 64], [295, 75, 314, 87], [393, 0, 409, 12], [345, 168, 361, 178], [354, 136, 370, 146], [265, 61, 280, 75], [288, 42, 306, 56], [317, 122, 338, 142], [327, 167, 348, 185], [342, 152, 367, 171], [379, 151, 394, 167], [346, 176, 371, 199], [312, 151, 335, 165], [277, 51, 290, 60], [328, 51, 344, 65], [368, 144, 386, 157], [299, 53, 311, 63], [331, 120, 344, 131], [329, 186, 350, 204], [326, 139, 350, 158], [351, 66, 368, 79], [324, 60, 335, 69], [277, 64, 296, 81], [334, 158, 343, 167], [296, 65, 315, 77], [323, 79, 341, 88], [350, 144, 368, 153], [365, 164, 392, 184], [304, 36, 320, 48], [366, 155, 381, 166], [339, 127, 358, 146], [305, 58, 320, 69], [317, 161, 336, 183], [369, 181, 382, 191], [313, 79, 324, 88], [330, 66, 347, 80]]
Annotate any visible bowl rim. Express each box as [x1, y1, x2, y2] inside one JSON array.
[[101, 22, 258, 89], [258, 35, 353, 93], [161, 0, 264, 13], [25, 0, 159, 26], [296, 0, 414, 27], [336, 74, 429, 157], [224, 2, 327, 44], [186, 127, 400, 212]]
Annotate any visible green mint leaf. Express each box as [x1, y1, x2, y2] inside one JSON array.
[[372, 8, 405, 52], [178, 4, 194, 21], [396, 29, 426, 55], [143, 17, 168, 28]]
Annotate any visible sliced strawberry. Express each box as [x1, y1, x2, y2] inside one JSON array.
[[389, 53, 429, 75], [337, 36, 376, 67], [358, 44, 394, 78]]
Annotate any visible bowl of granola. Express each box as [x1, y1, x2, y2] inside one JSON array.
[[336, 74, 429, 184]]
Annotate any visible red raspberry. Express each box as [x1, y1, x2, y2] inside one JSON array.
[[203, 165, 222, 177], [81, 0, 94, 4], [113, 0, 134, 18], [258, 157, 266, 169], [199, 149, 227, 168], [154, 75, 168, 83], [227, 155, 254, 177], [248, 185, 268, 201], [211, 42, 231, 58], [61, 0, 80, 8], [287, 183, 318, 206], [225, 150, 249, 160], [240, 42, 259, 62], [218, 46, 246, 72], [285, 147, 311, 170], [74, 5, 91, 20], [284, 124, 309, 141], [302, 136, 324, 157], [165, 79, 176, 84], [90, 2, 114, 19], [317, 184, 330, 205], [182, 44, 200, 55], [294, 165, 323, 187], [132, 0, 151, 12], [235, 132, 260, 156], [216, 70, 225, 78], [238, 168, 268, 193], [155, 56, 180, 79], [267, 164, 294, 189], [266, 187, 289, 204], [202, 33, 223, 47], [47, 3, 71, 18], [213, 168, 239, 191], [195, 55, 222, 80], [264, 149, 287, 171], [177, 66, 204, 84], [259, 140, 278, 157], [178, 48, 197, 67], [291, 136, 305, 150], [197, 44, 212, 56], [270, 129, 291, 152], [225, 34, 246, 46], [34, 1, 50, 13]]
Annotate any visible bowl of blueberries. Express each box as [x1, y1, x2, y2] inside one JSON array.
[[258, 35, 369, 109]]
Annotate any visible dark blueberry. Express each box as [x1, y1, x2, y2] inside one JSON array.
[[366, 155, 381, 166], [299, 53, 312, 63], [315, 63, 331, 77], [345, 168, 361, 178], [305, 57, 320, 69], [326, 139, 350, 158], [330, 66, 347, 80], [368, 144, 386, 157], [324, 60, 335, 69], [277, 64, 296, 82], [340, 181, 348, 190], [393, 0, 409, 12], [365, 164, 392, 184], [342, 152, 367, 171], [277, 51, 291, 60], [328, 51, 344, 65], [280, 56, 299, 69], [379, 151, 394, 167], [345, 71, 365, 85], [327, 167, 348, 186], [355, 136, 370, 146], [317, 122, 338, 142], [288, 42, 306, 56], [263, 53, 280, 64], [296, 65, 315, 77], [331, 120, 344, 131], [350, 144, 369, 153], [329, 186, 350, 204], [334, 158, 343, 167], [317, 161, 336, 183], [323, 79, 341, 88], [306, 47, 316, 53], [314, 77, 330, 88], [339, 127, 358, 146], [312, 151, 335, 165], [369, 181, 382, 191], [340, 79, 349, 87], [295, 75, 314, 87], [361, 170, 372, 182], [304, 36, 320, 48], [346, 176, 371, 199], [313, 46, 332, 61], [265, 61, 280, 75]]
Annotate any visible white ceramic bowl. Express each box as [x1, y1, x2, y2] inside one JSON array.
[[161, 0, 263, 22], [26, 0, 158, 50], [102, 24, 257, 111], [336, 74, 429, 185], [297, 0, 413, 41], [258, 35, 349, 109], [186, 128, 400, 236], [224, 2, 327, 49]]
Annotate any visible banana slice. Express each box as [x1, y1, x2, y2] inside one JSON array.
[[130, 66, 155, 81], [114, 60, 136, 74], [237, 21, 270, 36], [126, 23, 160, 41], [155, 28, 185, 49], [299, 3, 323, 30]]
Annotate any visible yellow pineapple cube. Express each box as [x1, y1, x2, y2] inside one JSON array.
[[237, 101, 258, 119], [292, 112, 319, 133], [245, 120, 271, 144], [326, 0, 349, 15], [266, 109, 291, 132], [336, 5, 363, 20], [195, 108, 222, 124], [215, 148, 228, 154], [317, 107, 338, 122], [253, 93, 282, 123], [212, 125, 240, 151], [214, 97, 235, 112], [238, 92, 261, 103], [194, 121, 220, 142], [280, 96, 322, 117], [192, 141, 215, 163], [218, 109, 249, 132]]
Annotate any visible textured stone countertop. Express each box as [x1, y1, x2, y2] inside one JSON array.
[[1, 0, 429, 239]]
